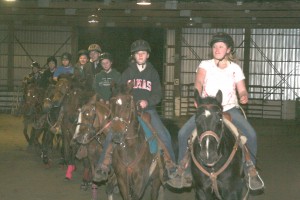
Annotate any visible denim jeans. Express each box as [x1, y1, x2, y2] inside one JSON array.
[[177, 107, 258, 166], [146, 109, 176, 163], [97, 131, 113, 165], [98, 109, 176, 165]]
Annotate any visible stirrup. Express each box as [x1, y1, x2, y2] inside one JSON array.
[[246, 163, 265, 191]]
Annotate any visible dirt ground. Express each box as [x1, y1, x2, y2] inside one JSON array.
[[0, 114, 299, 200]]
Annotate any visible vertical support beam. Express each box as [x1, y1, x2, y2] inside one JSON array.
[[174, 28, 182, 117], [71, 26, 78, 64], [7, 23, 14, 91], [243, 28, 251, 88]]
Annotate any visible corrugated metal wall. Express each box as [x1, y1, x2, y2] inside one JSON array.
[[164, 28, 300, 119], [0, 25, 73, 89]]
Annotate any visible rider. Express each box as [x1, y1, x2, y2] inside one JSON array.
[[167, 32, 265, 192], [23, 61, 43, 86], [74, 49, 90, 83], [84, 43, 102, 91], [93, 39, 176, 183], [53, 52, 74, 81], [40, 56, 57, 89], [93, 52, 121, 104]]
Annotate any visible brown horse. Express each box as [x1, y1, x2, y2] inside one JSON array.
[[109, 85, 163, 200], [22, 83, 45, 150], [73, 96, 117, 199]]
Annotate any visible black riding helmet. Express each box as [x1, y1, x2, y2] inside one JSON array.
[[31, 61, 40, 68], [130, 39, 151, 54], [61, 52, 72, 61], [209, 32, 234, 53], [77, 49, 89, 59], [99, 52, 113, 62], [47, 56, 57, 66]]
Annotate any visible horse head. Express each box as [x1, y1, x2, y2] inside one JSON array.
[[194, 89, 224, 167], [52, 74, 73, 107], [110, 84, 136, 144], [43, 84, 56, 113], [23, 83, 43, 115], [75, 94, 111, 144]]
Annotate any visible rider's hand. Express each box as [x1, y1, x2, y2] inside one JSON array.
[[239, 95, 248, 104], [139, 100, 148, 109]]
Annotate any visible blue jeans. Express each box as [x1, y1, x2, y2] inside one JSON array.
[[98, 109, 176, 165], [177, 107, 258, 165]]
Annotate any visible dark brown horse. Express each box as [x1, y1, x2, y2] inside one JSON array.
[[73, 96, 117, 199], [109, 85, 163, 200], [22, 83, 45, 149]]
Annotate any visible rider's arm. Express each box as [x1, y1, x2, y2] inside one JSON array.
[[236, 80, 248, 104], [194, 67, 206, 95]]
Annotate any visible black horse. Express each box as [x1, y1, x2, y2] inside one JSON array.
[[109, 84, 164, 200], [191, 90, 247, 200]]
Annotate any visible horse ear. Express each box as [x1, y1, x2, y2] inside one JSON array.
[[216, 90, 223, 104], [194, 89, 201, 107]]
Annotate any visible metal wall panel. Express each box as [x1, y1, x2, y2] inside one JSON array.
[[0, 25, 73, 88], [250, 29, 300, 101]]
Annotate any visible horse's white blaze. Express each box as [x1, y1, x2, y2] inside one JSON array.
[[206, 137, 209, 159], [204, 110, 211, 117], [74, 109, 82, 139], [116, 98, 122, 105]]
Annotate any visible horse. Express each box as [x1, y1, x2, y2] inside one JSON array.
[[21, 83, 45, 150], [41, 83, 63, 165], [191, 90, 247, 200], [73, 96, 118, 199], [109, 84, 164, 200]]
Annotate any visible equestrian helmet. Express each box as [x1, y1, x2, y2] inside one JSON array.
[[77, 49, 89, 59], [31, 61, 40, 68], [130, 39, 151, 53], [47, 56, 57, 65], [88, 43, 102, 53], [209, 32, 234, 52], [99, 52, 113, 62], [61, 52, 72, 61]]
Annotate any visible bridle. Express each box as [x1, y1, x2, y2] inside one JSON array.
[[190, 103, 240, 199]]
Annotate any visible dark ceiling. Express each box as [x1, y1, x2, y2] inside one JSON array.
[[0, 0, 300, 28]]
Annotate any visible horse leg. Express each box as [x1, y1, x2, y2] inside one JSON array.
[[41, 129, 54, 166], [64, 129, 76, 180], [80, 157, 91, 191], [23, 122, 30, 144]]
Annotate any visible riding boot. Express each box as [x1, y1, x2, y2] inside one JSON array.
[[167, 151, 192, 188], [243, 145, 265, 192], [93, 143, 113, 182]]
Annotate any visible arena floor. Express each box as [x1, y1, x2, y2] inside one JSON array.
[[0, 114, 299, 200]]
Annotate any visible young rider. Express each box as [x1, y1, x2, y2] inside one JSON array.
[[167, 32, 265, 192], [93, 40, 176, 182]]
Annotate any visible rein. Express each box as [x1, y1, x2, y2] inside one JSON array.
[[190, 130, 240, 199]]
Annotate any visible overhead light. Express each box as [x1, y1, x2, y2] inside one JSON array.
[[5, 0, 16, 1], [137, 0, 151, 6], [88, 14, 99, 24], [236, 0, 243, 6]]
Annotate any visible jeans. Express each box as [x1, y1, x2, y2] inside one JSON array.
[[97, 109, 176, 165], [177, 107, 258, 166], [97, 131, 113, 165]]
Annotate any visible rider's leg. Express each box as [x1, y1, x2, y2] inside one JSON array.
[[93, 131, 113, 182], [226, 107, 264, 191], [146, 109, 176, 163], [167, 115, 195, 188]]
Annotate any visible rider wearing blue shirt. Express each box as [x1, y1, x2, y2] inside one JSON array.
[[53, 52, 74, 81]]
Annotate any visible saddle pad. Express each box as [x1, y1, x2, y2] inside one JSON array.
[[137, 116, 158, 154]]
